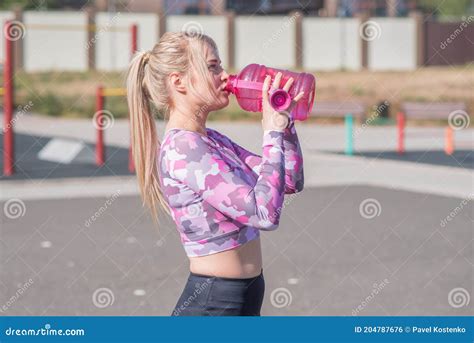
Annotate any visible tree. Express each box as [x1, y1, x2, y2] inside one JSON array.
[[418, 0, 471, 17], [0, 0, 62, 10]]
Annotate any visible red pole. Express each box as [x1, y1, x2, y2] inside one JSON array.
[[128, 23, 138, 173], [444, 126, 454, 155], [131, 24, 138, 58], [3, 21, 14, 176], [397, 112, 405, 155], [95, 86, 105, 166]]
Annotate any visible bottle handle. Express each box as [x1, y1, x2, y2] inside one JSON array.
[[225, 78, 292, 112], [226, 78, 263, 92]]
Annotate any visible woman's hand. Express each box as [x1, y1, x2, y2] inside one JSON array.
[[261, 72, 305, 132]]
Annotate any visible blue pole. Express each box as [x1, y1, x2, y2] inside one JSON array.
[[345, 114, 353, 156]]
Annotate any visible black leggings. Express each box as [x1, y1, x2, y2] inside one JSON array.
[[171, 269, 265, 316]]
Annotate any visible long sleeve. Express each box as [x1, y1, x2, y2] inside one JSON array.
[[222, 120, 304, 194], [164, 130, 286, 231]]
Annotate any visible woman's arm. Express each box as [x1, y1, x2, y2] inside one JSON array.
[[217, 120, 304, 194], [163, 130, 286, 231]]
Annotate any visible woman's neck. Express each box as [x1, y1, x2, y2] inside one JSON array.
[[167, 107, 208, 136]]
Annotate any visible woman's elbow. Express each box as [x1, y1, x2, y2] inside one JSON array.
[[296, 170, 305, 192], [284, 178, 304, 194], [258, 221, 280, 231], [295, 178, 304, 193], [255, 213, 281, 231]]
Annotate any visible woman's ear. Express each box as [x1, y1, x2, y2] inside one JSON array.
[[169, 72, 186, 94]]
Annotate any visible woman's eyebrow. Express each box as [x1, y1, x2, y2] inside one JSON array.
[[208, 59, 221, 64]]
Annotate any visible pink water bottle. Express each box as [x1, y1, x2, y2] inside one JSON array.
[[224, 64, 316, 121]]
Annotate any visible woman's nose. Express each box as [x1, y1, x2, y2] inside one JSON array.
[[221, 70, 229, 82]]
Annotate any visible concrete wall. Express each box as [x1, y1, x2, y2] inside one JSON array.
[[368, 18, 417, 70], [95, 12, 159, 72], [235, 15, 296, 70], [0, 11, 421, 72], [303, 18, 361, 71], [23, 11, 88, 71], [167, 15, 229, 68], [0, 11, 15, 64]]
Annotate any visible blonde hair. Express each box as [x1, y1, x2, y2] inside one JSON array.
[[126, 31, 219, 226]]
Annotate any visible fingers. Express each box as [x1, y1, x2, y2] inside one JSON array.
[[287, 91, 305, 113], [293, 91, 305, 103], [283, 77, 294, 92], [264, 73, 304, 116], [262, 75, 271, 104], [272, 72, 282, 90]]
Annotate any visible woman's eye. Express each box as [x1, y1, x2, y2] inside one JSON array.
[[208, 64, 222, 73]]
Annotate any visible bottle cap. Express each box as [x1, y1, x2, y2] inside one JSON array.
[[224, 75, 237, 93], [269, 88, 291, 112]]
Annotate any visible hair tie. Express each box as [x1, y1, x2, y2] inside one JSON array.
[[142, 51, 151, 65]]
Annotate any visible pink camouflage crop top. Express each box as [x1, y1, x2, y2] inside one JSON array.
[[158, 120, 304, 257]]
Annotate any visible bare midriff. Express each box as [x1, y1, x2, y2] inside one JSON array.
[[188, 237, 262, 279]]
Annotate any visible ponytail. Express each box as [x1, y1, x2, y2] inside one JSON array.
[[126, 50, 170, 226]]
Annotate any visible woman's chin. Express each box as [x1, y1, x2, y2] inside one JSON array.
[[215, 96, 230, 110], [222, 96, 230, 107]]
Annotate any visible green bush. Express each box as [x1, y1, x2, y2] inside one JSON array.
[[36, 92, 64, 117]]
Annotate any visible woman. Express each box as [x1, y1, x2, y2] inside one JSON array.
[[126, 31, 304, 316]]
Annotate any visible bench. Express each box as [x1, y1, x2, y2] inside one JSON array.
[[401, 102, 467, 120], [310, 101, 366, 121], [309, 101, 366, 155], [397, 102, 469, 154]]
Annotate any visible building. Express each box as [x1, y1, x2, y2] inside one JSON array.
[[93, 0, 417, 16]]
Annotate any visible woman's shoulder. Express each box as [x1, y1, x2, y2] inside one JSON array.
[[169, 127, 231, 149], [161, 128, 221, 159], [161, 127, 236, 154], [206, 127, 232, 146], [163, 128, 210, 144]]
